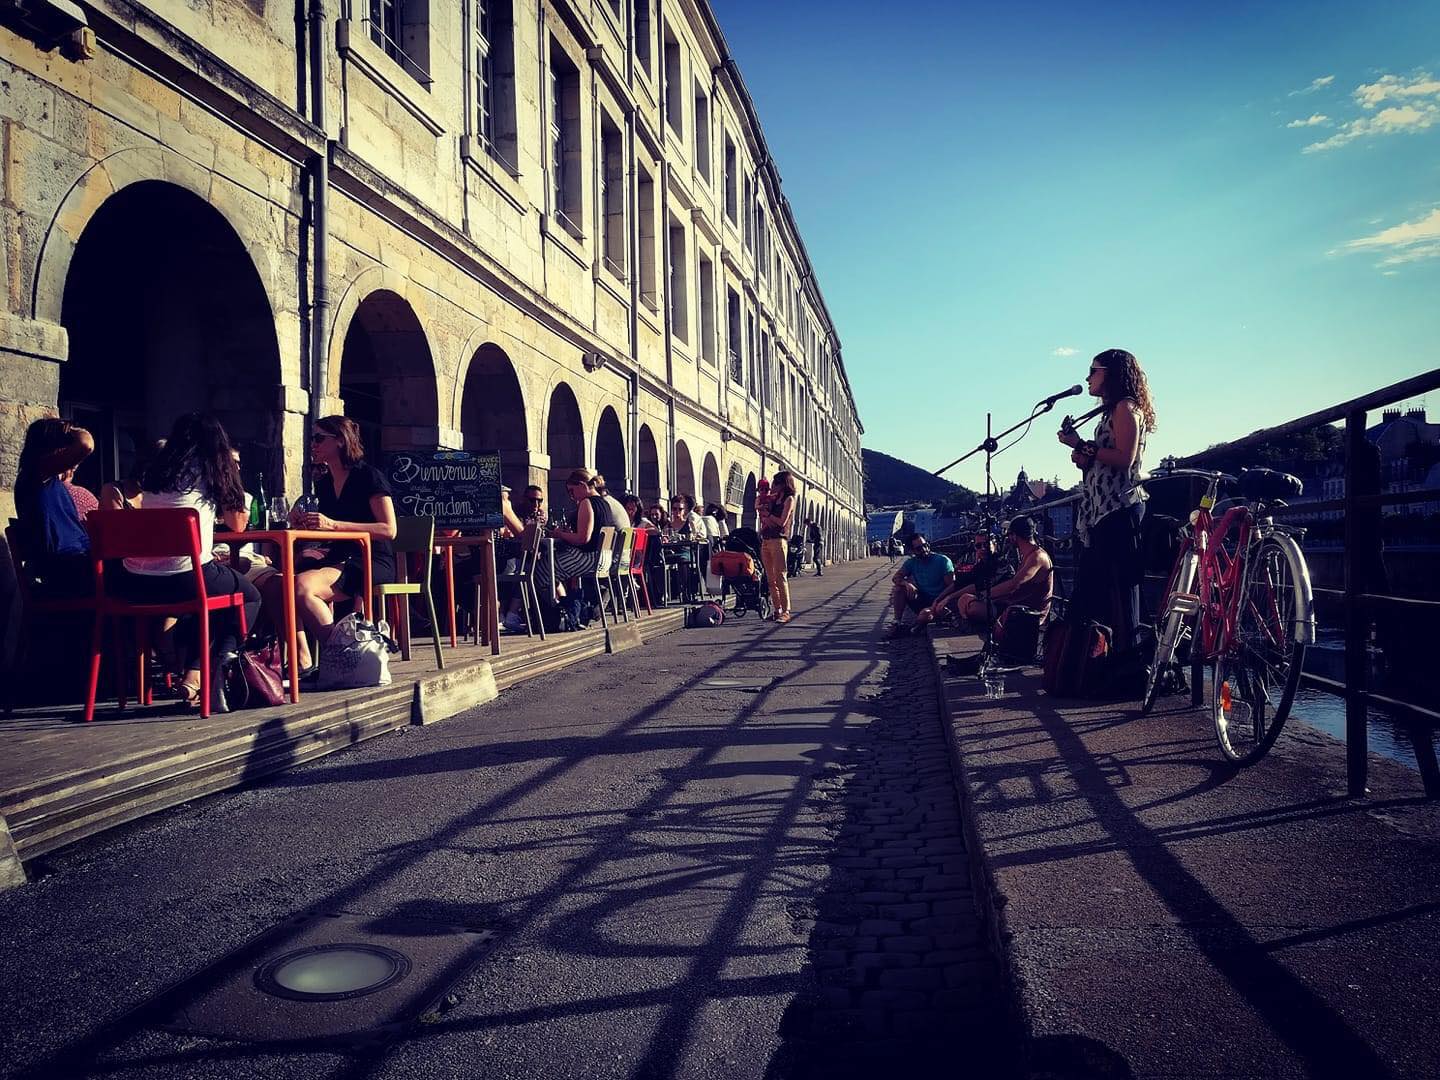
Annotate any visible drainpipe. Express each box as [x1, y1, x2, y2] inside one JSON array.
[[308, 0, 329, 431], [626, 104, 642, 494], [660, 167, 676, 495]]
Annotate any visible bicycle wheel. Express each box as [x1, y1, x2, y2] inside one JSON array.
[[1142, 544, 1197, 714], [1214, 538, 1306, 763]]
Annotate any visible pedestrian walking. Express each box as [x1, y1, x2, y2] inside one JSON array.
[[806, 518, 824, 576]]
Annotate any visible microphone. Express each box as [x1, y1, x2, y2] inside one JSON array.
[[1039, 384, 1084, 407]]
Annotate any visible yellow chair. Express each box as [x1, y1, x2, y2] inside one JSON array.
[[374, 515, 444, 670]]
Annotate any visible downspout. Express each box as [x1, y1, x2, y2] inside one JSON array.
[[660, 167, 676, 496], [308, 0, 329, 430]]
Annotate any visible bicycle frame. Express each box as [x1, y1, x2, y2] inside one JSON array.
[[1192, 502, 1254, 661]]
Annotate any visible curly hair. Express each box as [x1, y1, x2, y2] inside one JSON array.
[[1095, 348, 1157, 432], [143, 413, 246, 513]]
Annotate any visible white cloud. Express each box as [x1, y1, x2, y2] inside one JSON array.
[[1286, 113, 1330, 128], [1051, 346, 1079, 358], [1335, 207, 1440, 271], [1290, 74, 1335, 95], [1302, 72, 1440, 152]]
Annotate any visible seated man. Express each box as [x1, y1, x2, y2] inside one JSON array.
[[914, 532, 999, 630], [958, 515, 1052, 625], [888, 533, 955, 638]]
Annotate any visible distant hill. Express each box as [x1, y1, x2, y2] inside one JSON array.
[[862, 448, 977, 511]]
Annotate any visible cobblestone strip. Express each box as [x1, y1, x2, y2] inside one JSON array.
[[769, 636, 1018, 1079]]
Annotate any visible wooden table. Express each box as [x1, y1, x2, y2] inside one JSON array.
[[215, 528, 373, 703], [433, 532, 498, 655]]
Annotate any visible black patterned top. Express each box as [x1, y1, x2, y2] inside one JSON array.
[[1078, 401, 1147, 544]]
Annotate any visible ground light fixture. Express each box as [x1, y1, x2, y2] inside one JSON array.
[[255, 943, 412, 1002]]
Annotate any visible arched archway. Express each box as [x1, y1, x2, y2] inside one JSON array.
[[742, 473, 758, 529], [637, 425, 662, 502], [701, 452, 722, 511], [459, 343, 529, 492], [674, 440, 696, 501], [339, 290, 439, 458], [59, 180, 283, 495], [595, 406, 627, 495], [546, 382, 585, 509]]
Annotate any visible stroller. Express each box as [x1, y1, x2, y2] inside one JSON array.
[[711, 527, 771, 619]]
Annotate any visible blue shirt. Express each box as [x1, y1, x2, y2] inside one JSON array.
[[21, 476, 88, 559], [902, 552, 954, 597]]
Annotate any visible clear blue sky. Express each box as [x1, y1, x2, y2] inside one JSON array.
[[714, 0, 1440, 495]]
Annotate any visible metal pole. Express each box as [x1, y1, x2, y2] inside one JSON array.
[[1344, 409, 1369, 797]]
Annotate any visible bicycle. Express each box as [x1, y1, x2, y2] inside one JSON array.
[[1142, 467, 1317, 764]]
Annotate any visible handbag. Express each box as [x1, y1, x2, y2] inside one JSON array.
[[1042, 618, 1111, 697], [238, 643, 285, 707], [994, 605, 1045, 663], [316, 613, 395, 690]]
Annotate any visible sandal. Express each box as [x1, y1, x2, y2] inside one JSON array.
[[176, 681, 203, 710]]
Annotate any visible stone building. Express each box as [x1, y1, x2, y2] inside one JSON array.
[[0, 0, 865, 560]]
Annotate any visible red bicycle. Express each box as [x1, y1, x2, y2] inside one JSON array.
[[1142, 467, 1316, 764]]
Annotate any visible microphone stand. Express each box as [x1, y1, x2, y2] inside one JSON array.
[[933, 397, 1063, 667]]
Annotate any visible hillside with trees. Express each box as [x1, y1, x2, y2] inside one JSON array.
[[862, 448, 979, 512]]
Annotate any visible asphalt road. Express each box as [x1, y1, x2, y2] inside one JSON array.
[[0, 561, 1017, 1080]]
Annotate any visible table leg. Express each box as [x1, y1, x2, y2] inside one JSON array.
[[485, 534, 500, 656], [445, 546, 458, 648], [361, 536, 373, 620], [282, 541, 301, 703]]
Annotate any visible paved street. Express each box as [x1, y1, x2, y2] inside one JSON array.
[[0, 561, 1016, 1080]]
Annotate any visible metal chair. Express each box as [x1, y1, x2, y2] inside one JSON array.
[[374, 515, 443, 670], [4, 521, 102, 716], [480, 524, 545, 642], [610, 527, 635, 623], [627, 527, 654, 616], [584, 525, 617, 629]]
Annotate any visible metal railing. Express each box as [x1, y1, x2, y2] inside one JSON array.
[[362, 17, 433, 87], [1174, 368, 1440, 796]]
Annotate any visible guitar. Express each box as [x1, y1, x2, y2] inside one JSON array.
[[1059, 404, 1105, 470]]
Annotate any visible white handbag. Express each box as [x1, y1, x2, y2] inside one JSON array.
[[316, 612, 395, 690]]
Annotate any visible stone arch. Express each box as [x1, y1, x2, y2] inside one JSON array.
[[674, 440, 696, 502], [637, 424, 662, 502], [545, 381, 586, 509], [335, 289, 440, 458], [595, 405, 627, 495], [742, 472, 758, 530], [56, 178, 285, 496], [459, 342, 530, 491], [701, 452, 723, 511]]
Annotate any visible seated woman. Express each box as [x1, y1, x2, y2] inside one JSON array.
[[14, 417, 95, 597], [705, 503, 730, 539], [623, 494, 655, 530], [111, 413, 261, 711], [533, 468, 620, 622], [264, 415, 396, 673]]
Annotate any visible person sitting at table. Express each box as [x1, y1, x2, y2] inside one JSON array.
[[534, 468, 619, 626], [521, 484, 547, 527], [623, 494, 655, 529], [267, 415, 396, 674], [705, 503, 730, 539], [99, 439, 165, 511], [110, 413, 261, 711], [14, 416, 96, 597]]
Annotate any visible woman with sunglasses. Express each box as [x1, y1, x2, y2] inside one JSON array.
[[1057, 348, 1157, 650], [267, 416, 397, 673]]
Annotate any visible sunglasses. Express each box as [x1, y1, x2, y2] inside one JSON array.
[[1088, 366, 1104, 375], [310, 433, 331, 444]]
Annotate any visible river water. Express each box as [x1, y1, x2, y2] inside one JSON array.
[[1289, 689, 1424, 769]]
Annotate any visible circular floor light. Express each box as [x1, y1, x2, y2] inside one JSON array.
[[255, 944, 411, 1002]]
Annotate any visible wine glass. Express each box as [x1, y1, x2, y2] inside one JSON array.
[[268, 495, 290, 529], [291, 493, 318, 526]]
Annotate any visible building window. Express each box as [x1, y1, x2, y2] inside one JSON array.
[[698, 254, 715, 363], [746, 310, 756, 392], [600, 114, 626, 278], [693, 83, 710, 182], [727, 288, 742, 383], [757, 208, 768, 280], [668, 218, 689, 343], [633, 0, 652, 76], [638, 164, 657, 308], [663, 29, 683, 135], [724, 137, 737, 223], [368, 0, 431, 85], [549, 41, 582, 236], [743, 178, 755, 251], [754, 332, 764, 400], [471, 0, 517, 170]]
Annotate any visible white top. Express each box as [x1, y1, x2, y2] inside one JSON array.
[[123, 488, 217, 575], [710, 517, 730, 539]]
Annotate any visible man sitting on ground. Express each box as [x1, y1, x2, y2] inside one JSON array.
[[888, 533, 955, 638], [913, 532, 1000, 631], [958, 514, 1052, 625]]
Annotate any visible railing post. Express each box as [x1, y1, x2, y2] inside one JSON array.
[[1344, 409, 1370, 797]]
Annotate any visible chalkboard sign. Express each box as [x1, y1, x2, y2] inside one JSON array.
[[385, 448, 503, 531]]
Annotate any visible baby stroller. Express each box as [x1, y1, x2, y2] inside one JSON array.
[[711, 527, 771, 619]]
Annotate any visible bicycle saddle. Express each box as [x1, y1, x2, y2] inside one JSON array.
[[1239, 467, 1303, 501]]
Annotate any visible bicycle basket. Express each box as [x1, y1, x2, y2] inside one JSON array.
[[1240, 468, 1302, 502]]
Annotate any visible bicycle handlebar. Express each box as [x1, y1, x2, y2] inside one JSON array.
[[1147, 467, 1239, 485]]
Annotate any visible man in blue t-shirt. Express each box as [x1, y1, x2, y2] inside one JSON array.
[[888, 533, 955, 637]]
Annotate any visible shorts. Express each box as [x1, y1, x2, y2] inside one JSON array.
[[906, 590, 939, 614]]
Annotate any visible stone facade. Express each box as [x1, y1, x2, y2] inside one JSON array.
[[0, 0, 865, 562]]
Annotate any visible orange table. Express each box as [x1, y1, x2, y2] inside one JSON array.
[[215, 528, 373, 703], [434, 532, 499, 655]]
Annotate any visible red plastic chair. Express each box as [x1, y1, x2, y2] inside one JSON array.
[[85, 509, 249, 721], [4, 523, 102, 715], [628, 527, 654, 616]]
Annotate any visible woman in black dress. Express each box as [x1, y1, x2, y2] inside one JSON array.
[[272, 415, 397, 670], [535, 467, 619, 620]]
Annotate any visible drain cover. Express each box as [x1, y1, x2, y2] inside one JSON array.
[[697, 677, 776, 692], [155, 911, 495, 1046]]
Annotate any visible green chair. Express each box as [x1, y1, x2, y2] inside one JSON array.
[[373, 515, 444, 670]]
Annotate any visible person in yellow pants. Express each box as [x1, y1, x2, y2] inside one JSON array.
[[759, 470, 797, 623]]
